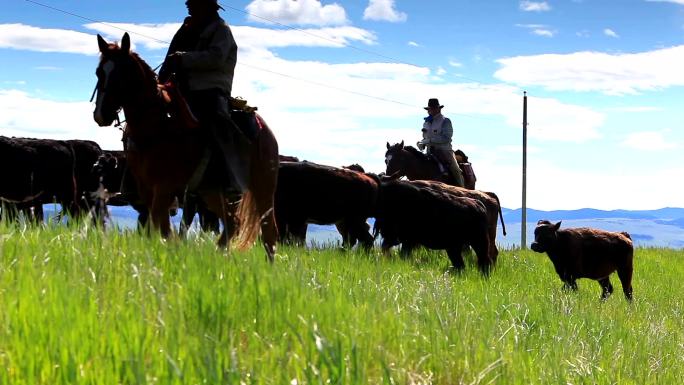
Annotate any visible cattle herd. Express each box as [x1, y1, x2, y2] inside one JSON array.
[[0, 135, 634, 301]]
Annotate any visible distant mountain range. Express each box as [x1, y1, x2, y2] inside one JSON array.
[[41, 205, 684, 249], [498, 207, 684, 249]]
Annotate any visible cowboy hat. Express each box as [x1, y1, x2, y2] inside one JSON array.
[[186, 0, 225, 11], [424, 98, 444, 110]]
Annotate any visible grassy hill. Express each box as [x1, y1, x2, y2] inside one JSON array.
[[0, 222, 682, 384]]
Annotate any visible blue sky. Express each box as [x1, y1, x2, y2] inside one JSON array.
[[1, 0, 683, 210]]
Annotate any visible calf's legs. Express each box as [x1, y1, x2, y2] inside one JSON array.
[[598, 277, 613, 300], [617, 265, 633, 301]]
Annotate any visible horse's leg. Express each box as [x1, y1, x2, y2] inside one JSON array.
[[203, 192, 239, 249], [250, 129, 279, 261], [149, 188, 174, 239], [199, 199, 221, 233], [179, 192, 198, 237]]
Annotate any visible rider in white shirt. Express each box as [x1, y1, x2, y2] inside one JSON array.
[[417, 98, 465, 187]]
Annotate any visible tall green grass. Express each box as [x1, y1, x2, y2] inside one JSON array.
[[0, 221, 682, 384]]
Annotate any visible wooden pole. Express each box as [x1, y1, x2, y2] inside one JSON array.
[[522, 91, 528, 249]]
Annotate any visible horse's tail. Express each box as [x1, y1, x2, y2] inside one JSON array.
[[235, 190, 259, 250], [234, 114, 279, 257]]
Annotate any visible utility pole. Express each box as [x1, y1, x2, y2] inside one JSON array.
[[521, 91, 528, 249]]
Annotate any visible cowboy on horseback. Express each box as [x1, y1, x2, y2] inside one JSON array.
[[416, 98, 465, 187], [158, 0, 249, 193]]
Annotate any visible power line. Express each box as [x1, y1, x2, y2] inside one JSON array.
[[24, 0, 170, 45], [22, 0, 500, 121], [236, 62, 415, 108], [220, 3, 416, 68], [219, 2, 500, 87]]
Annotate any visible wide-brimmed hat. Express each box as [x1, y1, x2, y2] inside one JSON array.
[[187, 0, 225, 11], [424, 98, 444, 110]]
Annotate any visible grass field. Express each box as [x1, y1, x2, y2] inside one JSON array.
[[0, 221, 682, 384]]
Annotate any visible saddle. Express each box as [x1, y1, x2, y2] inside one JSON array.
[[157, 84, 262, 141], [228, 97, 262, 142], [158, 82, 200, 130], [427, 149, 477, 189]]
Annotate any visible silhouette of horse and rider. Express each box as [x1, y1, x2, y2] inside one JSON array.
[[93, 32, 279, 261]]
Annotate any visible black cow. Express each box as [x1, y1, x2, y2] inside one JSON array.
[[2, 137, 80, 219], [0, 136, 42, 222], [408, 180, 505, 262], [67, 139, 104, 205], [374, 179, 492, 274], [1, 136, 108, 222], [275, 161, 378, 248], [93, 150, 151, 227], [531, 220, 634, 301]]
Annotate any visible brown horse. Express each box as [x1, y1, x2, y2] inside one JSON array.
[[384, 141, 476, 189], [93, 33, 279, 261]]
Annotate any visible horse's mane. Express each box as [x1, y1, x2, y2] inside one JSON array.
[[403, 145, 430, 161], [100, 44, 158, 90], [129, 51, 158, 86]]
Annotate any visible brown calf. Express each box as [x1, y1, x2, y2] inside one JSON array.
[[531, 220, 634, 301]]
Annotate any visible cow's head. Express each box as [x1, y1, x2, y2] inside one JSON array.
[[530, 220, 561, 253], [92, 153, 120, 191]]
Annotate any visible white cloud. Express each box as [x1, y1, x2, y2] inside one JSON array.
[[0, 24, 98, 55], [516, 24, 556, 37], [83, 23, 376, 58], [604, 28, 619, 38], [448, 60, 463, 68], [621, 131, 678, 151], [0, 89, 123, 150], [604, 106, 663, 112], [576, 30, 590, 38], [532, 29, 555, 37], [645, 0, 684, 5], [245, 0, 348, 26], [408, 41, 420, 47], [494, 45, 684, 95], [34, 66, 62, 71], [363, 0, 408, 22], [0, 23, 619, 209], [524, 162, 684, 210], [519, 1, 552, 12]]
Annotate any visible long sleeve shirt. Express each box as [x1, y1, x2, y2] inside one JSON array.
[[422, 113, 453, 149], [159, 15, 237, 95]]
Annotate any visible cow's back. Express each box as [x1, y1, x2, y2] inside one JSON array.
[[376, 180, 488, 249], [276, 162, 378, 224], [558, 228, 634, 278], [12, 138, 75, 203]]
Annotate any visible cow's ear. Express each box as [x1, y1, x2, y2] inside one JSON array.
[[121, 32, 131, 53], [554, 221, 562, 231], [386, 142, 390, 150], [97, 34, 108, 53]]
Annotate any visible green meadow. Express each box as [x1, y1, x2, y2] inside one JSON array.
[[0, 222, 682, 384]]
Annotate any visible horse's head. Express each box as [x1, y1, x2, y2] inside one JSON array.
[[93, 33, 156, 127], [384, 140, 406, 176]]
